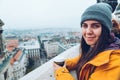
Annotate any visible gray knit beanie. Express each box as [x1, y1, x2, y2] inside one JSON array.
[[81, 3, 112, 31]]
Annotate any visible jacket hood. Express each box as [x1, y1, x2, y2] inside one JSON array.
[[106, 37, 120, 50]]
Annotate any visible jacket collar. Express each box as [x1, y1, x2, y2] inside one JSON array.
[[87, 50, 114, 66]]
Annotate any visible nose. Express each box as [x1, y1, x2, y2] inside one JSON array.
[[86, 26, 93, 34]]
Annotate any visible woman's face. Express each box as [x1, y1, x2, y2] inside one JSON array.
[[81, 20, 102, 47]]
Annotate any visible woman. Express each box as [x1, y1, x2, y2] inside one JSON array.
[[53, 3, 120, 80]]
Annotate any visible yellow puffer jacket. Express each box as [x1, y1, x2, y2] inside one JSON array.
[[54, 50, 120, 80]]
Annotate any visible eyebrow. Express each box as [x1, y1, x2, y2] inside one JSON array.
[[82, 22, 101, 25]]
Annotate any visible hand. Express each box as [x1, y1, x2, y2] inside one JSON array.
[[53, 62, 66, 71], [53, 62, 62, 71]]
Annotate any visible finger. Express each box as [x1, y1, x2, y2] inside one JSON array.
[[63, 61, 66, 67]]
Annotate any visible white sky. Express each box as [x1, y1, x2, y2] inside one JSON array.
[[0, 0, 96, 30]]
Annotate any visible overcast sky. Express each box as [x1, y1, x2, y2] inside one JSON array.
[[0, 0, 96, 30]]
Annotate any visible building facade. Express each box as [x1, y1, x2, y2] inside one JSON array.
[[19, 40, 41, 68], [0, 19, 4, 56]]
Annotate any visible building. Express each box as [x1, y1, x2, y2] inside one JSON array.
[[19, 40, 41, 68], [5, 35, 19, 52], [0, 19, 4, 56], [0, 22, 28, 80], [9, 49, 27, 80], [44, 41, 59, 58], [0, 48, 27, 80]]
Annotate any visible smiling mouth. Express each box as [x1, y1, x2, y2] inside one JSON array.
[[86, 37, 95, 41]]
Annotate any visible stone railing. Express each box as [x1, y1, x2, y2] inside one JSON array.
[[19, 44, 80, 80]]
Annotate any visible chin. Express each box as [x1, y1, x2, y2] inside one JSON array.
[[86, 43, 94, 46]]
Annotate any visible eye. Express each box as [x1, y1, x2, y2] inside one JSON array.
[[81, 23, 87, 28], [92, 23, 101, 29]]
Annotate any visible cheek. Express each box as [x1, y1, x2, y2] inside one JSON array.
[[81, 29, 85, 35], [94, 29, 102, 40], [96, 29, 102, 36]]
